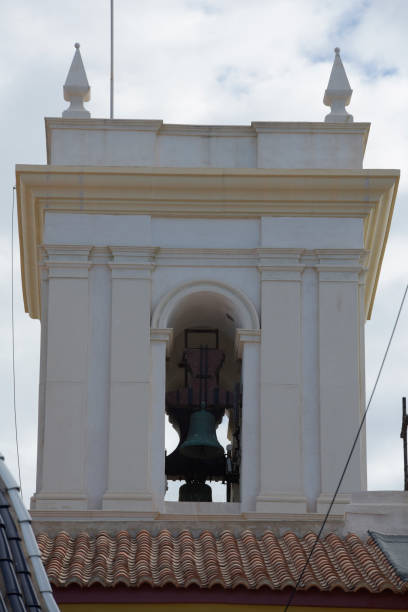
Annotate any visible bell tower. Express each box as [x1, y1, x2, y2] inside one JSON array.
[[17, 47, 398, 518]]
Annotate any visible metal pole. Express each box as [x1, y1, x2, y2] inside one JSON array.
[[401, 397, 408, 491], [110, 0, 114, 119]]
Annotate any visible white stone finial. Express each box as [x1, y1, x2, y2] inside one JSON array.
[[323, 47, 353, 123], [62, 43, 91, 118]]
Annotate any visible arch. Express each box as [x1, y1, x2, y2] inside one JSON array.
[[152, 280, 259, 332]]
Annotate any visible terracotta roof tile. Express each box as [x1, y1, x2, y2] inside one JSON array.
[[36, 529, 408, 593]]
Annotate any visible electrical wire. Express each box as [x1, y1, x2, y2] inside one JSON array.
[[283, 282, 408, 611], [11, 185, 23, 494]]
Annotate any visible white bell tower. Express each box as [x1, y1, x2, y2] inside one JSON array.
[[17, 47, 399, 516]]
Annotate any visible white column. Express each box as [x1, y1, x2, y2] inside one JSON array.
[[103, 247, 156, 511], [150, 328, 173, 512], [256, 249, 307, 513], [235, 329, 261, 512], [316, 251, 366, 514], [33, 245, 91, 510]]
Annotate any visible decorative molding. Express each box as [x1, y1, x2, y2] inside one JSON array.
[[150, 328, 174, 355], [109, 246, 157, 267], [46, 117, 369, 138], [151, 279, 260, 331], [257, 247, 304, 273], [108, 246, 157, 279], [30, 508, 345, 522], [89, 246, 112, 265], [39, 244, 92, 279], [40, 244, 92, 263], [316, 249, 367, 283], [234, 329, 261, 359], [16, 166, 399, 319]]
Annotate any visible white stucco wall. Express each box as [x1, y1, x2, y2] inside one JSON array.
[[33, 210, 367, 514], [45, 119, 369, 169]]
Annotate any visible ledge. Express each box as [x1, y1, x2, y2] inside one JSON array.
[[16, 165, 399, 319]]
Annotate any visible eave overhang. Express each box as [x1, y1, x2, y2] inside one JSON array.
[[16, 165, 399, 320]]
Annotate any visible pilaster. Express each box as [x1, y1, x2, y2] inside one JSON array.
[[256, 249, 307, 513], [235, 329, 261, 512], [150, 328, 173, 511], [32, 245, 91, 510], [103, 247, 157, 511], [316, 250, 366, 513]]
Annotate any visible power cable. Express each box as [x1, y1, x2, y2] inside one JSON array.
[[284, 282, 408, 611], [11, 185, 23, 494]]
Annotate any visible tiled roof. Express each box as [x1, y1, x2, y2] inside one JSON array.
[[37, 528, 408, 593], [0, 453, 59, 612]]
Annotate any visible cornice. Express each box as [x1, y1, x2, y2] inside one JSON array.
[[30, 508, 344, 524], [45, 117, 369, 138], [16, 165, 399, 319]]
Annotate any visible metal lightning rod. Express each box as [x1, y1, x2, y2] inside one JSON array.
[[110, 0, 114, 118]]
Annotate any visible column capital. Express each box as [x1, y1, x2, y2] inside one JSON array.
[[235, 328, 261, 359], [40, 244, 92, 263], [150, 328, 174, 355], [89, 246, 112, 265], [257, 247, 304, 267], [109, 246, 157, 265], [257, 248, 304, 281], [39, 244, 92, 278], [109, 246, 158, 279], [316, 250, 367, 283]]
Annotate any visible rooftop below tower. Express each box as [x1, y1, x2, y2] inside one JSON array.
[[45, 118, 369, 169]]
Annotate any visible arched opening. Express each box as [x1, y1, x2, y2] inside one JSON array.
[[152, 281, 259, 503]]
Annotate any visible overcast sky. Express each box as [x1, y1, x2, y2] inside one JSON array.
[[0, 0, 407, 505]]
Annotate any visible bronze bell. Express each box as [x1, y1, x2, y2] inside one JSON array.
[[180, 402, 224, 460], [179, 481, 212, 502]]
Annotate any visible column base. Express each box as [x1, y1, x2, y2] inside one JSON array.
[[256, 493, 308, 514], [31, 491, 88, 511], [102, 490, 154, 511], [317, 493, 351, 515]]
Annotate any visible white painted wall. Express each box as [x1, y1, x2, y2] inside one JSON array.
[[261, 217, 363, 249], [36, 203, 367, 513], [46, 119, 368, 170], [44, 213, 152, 246]]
